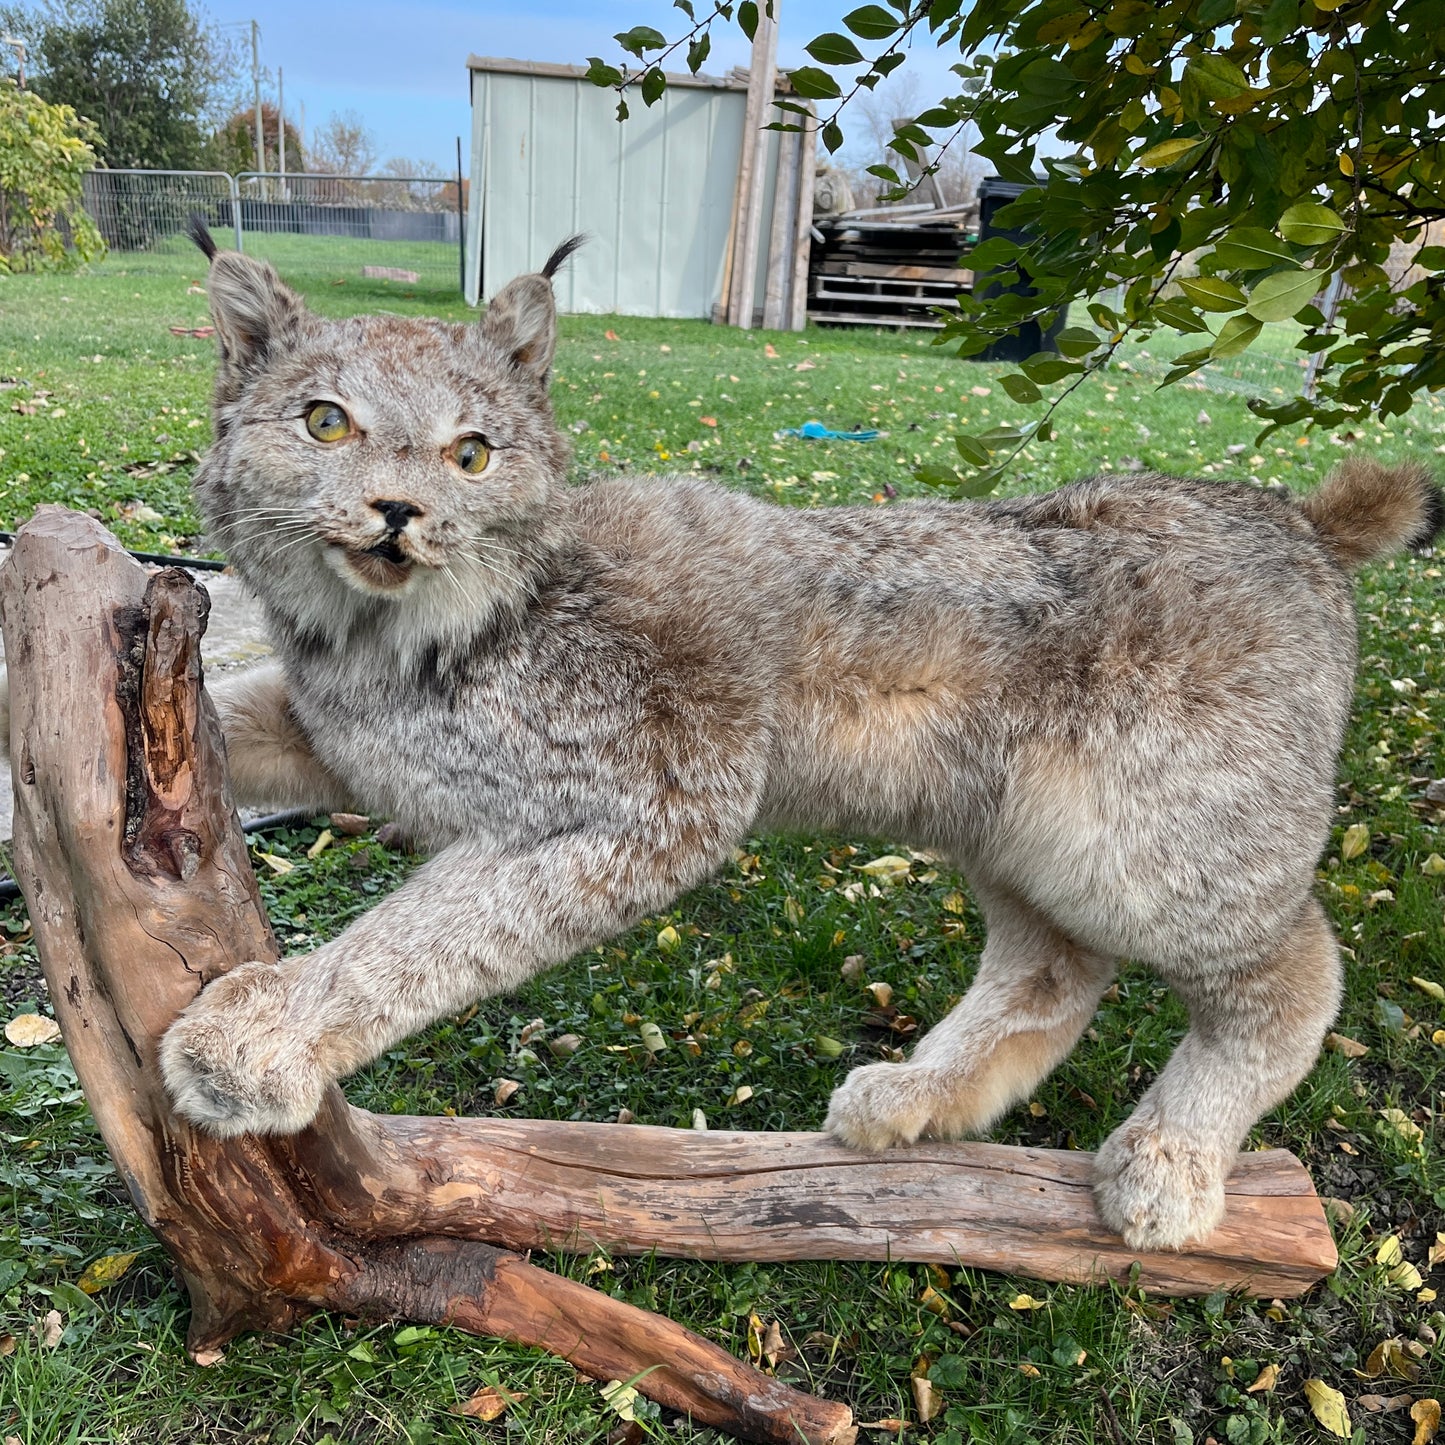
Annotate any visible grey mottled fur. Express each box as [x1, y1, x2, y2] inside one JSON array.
[[68, 235, 1443, 1249]]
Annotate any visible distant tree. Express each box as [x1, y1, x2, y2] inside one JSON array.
[[213, 101, 305, 175], [312, 110, 377, 176], [0, 0, 240, 170], [0, 76, 104, 269]]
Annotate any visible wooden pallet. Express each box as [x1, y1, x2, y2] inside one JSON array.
[[809, 214, 974, 329]]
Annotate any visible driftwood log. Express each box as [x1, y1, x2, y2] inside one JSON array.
[[0, 508, 1339, 1442]]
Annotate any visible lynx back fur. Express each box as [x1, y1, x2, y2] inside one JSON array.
[[152, 227, 1443, 1249]]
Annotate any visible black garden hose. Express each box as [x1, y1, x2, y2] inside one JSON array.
[[0, 531, 229, 572]]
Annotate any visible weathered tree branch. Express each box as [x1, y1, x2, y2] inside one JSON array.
[[0, 508, 1338, 1444]]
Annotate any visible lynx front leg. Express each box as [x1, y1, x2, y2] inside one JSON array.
[[827, 892, 1115, 1149], [1093, 899, 1341, 1250], [209, 661, 354, 812], [160, 824, 740, 1136]]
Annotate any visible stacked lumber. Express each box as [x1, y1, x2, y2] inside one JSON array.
[[808, 213, 974, 329]]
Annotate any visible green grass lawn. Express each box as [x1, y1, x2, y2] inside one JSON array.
[[0, 252, 1442, 1445]]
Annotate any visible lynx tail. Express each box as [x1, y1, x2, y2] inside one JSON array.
[[1300, 458, 1444, 569]]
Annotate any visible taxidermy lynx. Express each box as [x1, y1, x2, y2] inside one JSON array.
[[80, 224, 1445, 1251]]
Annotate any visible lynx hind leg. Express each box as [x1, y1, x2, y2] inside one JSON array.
[[1093, 898, 1342, 1250], [826, 893, 1116, 1149]]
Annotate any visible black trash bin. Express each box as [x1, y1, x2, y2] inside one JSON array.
[[973, 176, 1067, 363]]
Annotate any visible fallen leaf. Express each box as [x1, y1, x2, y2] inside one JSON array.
[[1412, 1398, 1441, 1445], [761, 1318, 785, 1367], [764, 343, 779, 358], [1429, 1232, 1445, 1268], [36, 1310, 63, 1348], [0, 1334, 14, 1357], [638, 1021, 668, 1053], [1009, 1293, 1046, 1310], [841, 954, 866, 984], [601, 1380, 638, 1420], [727, 1085, 754, 1106], [1377, 1236, 1406, 1267], [656, 925, 681, 951], [1304, 1378, 1352, 1437], [1358, 1393, 1415, 1413], [192, 1346, 225, 1366], [5, 1014, 61, 1047], [494, 1078, 521, 1105], [453, 1384, 526, 1420], [78, 1252, 139, 1294], [1380, 1109, 1425, 1150], [918, 1285, 950, 1318], [306, 829, 334, 859], [1434, 1030, 1445, 1048], [1360, 1337, 1421, 1382], [1410, 976, 1445, 1003], [912, 1374, 942, 1422], [1028, 1101, 1047, 1118], [1421, 853, 1445, 876], [1341, 823, 1371, 860], [1018, 1362, 1041, 1377], [699, 415, 717, 426], [859, 1421, 905, 1434], [1246, 1363, 1280, 1393], [604, 329, 619, 341], [256, 851, 293, 875], [691, 1108, 708, 1130], [328, 811, 371, 835], [858, 854, 911, 882], [866, 981, 894, 1007], [1324, 1032, 1369, 1058], [548, 1033, 582, 1058], [813, 1034, 845, 1058]]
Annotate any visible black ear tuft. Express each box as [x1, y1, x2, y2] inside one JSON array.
[[541, 234, 586, 281], [188, 214, 219, 261]]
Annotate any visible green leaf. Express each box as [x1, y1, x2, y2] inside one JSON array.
[[1277, 202, 1347, 246], [787, 66, 843, 100], [687, 33, 711, 72], [954, 434, 991, 466], [805, 32, 864, 65], [1212, 227, 1296, 270], [1183, 52, 1250, 100], [640, 68, 667, 107], [842, 4, 900, 39], [738, 0, 759, 40], [1177, 276, 1247, 312], [1019, 354, 1083, 384], [821, 119, 844, 153], [585, 58, 624, 88], [1152, 298, 1211, 333], [1246, 268, 1321, 322], [1210, 314, 1263, 358], [614, 25, 667, 55], [915, 463, 964, 487], [1054, 326, 1101, 358], [866, 164, 901, 183], [1136, 136, 1208, 169], [999, 373, 1043, 404]]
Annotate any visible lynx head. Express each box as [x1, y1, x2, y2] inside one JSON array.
[[188, 219, 581, 652]]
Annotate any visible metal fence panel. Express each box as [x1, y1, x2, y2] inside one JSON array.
[[235, 173, 463, 296], [81, 170, 240, 264]]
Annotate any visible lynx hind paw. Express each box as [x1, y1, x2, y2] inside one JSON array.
[[159, 960, 328, 1138], [1092, 1118, 1227, 1251], [825, 1061, 944, 1151]]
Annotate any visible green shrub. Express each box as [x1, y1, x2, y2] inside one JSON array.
[[0, 77, 105, 272]]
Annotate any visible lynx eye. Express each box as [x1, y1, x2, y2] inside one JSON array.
[[305, 402, 352, 443], [453, 434, 491, 476]]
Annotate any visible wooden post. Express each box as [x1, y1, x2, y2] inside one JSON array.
[[726, 4, 779, 329], [789, 108, 818, 332], [762, 112, 800, 331], [0, 508, 1339, 1443]]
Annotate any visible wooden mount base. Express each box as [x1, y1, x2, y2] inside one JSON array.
[[0, 508, 1337, 1445]]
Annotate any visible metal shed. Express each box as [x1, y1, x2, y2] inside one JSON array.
[[465, 55, 807, 322]]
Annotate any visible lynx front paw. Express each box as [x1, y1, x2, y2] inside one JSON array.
[[825, 1061, 946, 1150], [1093, 1117, 1227, 1251], [160, 961, 328, 1137]]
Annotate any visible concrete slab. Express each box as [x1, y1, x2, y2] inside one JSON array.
[[0, 551, 273, 843]]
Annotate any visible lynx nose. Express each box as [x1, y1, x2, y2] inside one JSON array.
[[371, 499, 424, 533]]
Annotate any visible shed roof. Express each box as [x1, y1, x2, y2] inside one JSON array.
[[466, 54, 751, 92]]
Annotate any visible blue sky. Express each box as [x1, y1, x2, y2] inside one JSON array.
[[211, 0, 965, 174]]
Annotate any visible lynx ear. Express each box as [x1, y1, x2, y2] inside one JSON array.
[[481, 235, 584, 383], [189, 217, 308, 378]]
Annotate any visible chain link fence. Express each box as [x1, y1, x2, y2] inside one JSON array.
[[80, 169, 465, 297]]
